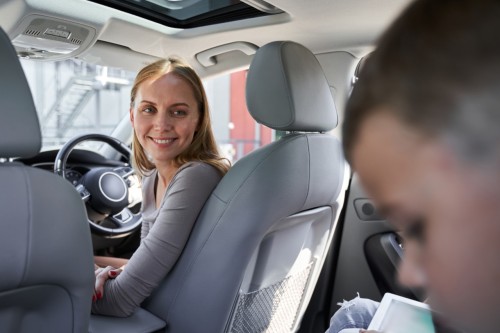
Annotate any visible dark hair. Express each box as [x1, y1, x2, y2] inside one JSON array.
[[343, 0, 500, 164], [130, 57, 230, 176]]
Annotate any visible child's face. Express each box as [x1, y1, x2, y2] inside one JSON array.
[[352, 111, 500, 333]]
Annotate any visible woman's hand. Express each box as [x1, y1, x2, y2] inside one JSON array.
[[93, 265, 122, 302]]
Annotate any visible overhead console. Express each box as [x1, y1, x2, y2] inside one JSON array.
[[9, 14, 96, 61]]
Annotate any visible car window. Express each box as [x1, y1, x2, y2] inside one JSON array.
[[20, 58, 274, 162], [20, 58, 133, 152]]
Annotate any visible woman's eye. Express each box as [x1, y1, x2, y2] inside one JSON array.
[[142, 107, 155, 114], [172, 110, 188, 117]]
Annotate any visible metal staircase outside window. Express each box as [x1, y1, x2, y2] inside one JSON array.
[[30, 59, 135, 149], [42, 75, 96, 140]]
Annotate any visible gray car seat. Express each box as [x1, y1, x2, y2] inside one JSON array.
[[89, 40, 347, 333], [142, 40, 348, 332], [0, 27, 94, 333]]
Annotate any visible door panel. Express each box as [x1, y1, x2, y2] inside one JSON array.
[[329, 174, 394, 305], [364, 232, 419, 299], [298, 173, 424, 333]]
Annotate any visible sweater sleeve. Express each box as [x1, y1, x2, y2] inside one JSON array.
[[91, 162, 221, 317]]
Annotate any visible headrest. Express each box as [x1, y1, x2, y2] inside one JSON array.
[[0, 28, 41, 158], [246, 41, 337, 132]]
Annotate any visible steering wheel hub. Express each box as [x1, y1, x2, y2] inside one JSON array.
[[81, 168, 128, 215]]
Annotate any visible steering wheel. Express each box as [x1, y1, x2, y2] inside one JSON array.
[[54, 134, 142, 237]]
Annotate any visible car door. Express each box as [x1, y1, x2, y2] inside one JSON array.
[[298, 172, 427, 333]]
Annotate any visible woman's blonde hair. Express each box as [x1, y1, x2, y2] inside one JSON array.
[[130, 57, 230, 176]]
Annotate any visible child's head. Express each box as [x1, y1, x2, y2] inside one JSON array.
[[343, 1, 500, 332]]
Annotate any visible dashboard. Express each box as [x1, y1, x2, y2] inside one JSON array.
[[16, 148, 128, 185]]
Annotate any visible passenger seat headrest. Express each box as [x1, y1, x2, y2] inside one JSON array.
[[0, 28, 41, 158], [246, 41, 338, 132]]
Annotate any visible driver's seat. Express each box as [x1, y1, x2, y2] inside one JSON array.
[[143, 41, 348, 332], [0, 28, 94, 333]]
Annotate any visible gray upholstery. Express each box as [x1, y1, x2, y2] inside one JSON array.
[[140, 41, 347, 332], [246, 41, 338, 132], [90, 308, 166, 333], [0, 28, 94, 333], [0, 30, 41, 159]]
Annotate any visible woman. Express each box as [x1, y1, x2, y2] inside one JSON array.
[[91, 58, 230, 317]]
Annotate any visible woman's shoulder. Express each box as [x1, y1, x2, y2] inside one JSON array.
[[179, 161, 221, 176], [165, 161, 223, 200], [175, 161, 223, 183]]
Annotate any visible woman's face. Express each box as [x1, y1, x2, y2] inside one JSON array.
[[130, 72, 200, 168]]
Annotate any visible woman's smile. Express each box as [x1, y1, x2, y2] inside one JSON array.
[[150, 137, 177, 145]]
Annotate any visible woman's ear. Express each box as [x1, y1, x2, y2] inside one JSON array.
[[129, 107, 135, 126]]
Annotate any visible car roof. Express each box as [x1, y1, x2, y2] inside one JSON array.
[[0, 0, 411, 78]]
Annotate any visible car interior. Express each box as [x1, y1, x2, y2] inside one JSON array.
[[0, 0, 421, 332]]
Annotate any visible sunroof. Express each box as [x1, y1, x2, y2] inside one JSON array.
[[88, 0, 280, 29]]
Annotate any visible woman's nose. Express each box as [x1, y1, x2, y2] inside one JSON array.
[[154, 111, 174, 130]]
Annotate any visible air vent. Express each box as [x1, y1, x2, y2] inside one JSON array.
[[70, 38, 82, 45], [24, 29, 41, 36]]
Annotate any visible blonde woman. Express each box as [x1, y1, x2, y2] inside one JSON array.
[[92, 58, 229, 317]]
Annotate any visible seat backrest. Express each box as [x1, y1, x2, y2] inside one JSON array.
[[143, 41, 348, 332], [0, 28, 94, 333]]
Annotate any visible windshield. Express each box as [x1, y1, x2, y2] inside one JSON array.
[[21, 58, 134, 152], [20, 58, 274, 162]]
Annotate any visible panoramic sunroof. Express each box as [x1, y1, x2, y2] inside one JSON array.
[[88, 0, 280, 29]]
